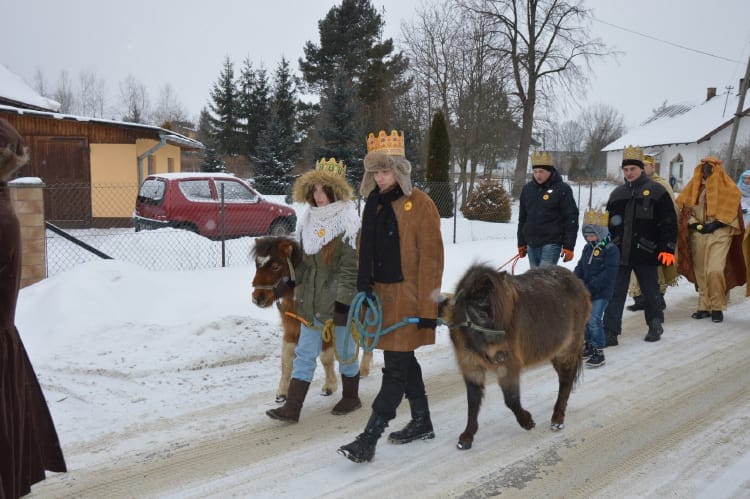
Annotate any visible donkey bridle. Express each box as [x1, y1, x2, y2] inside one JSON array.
[[253, 257, 296, 296]]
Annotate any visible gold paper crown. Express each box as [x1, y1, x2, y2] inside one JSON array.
[[623, 145, 644, 162], [366, 130, 405, 156], [531, 151, 554, 167], [583, 208, 609, 226], [315, 157, 346, 177], [643, 154, 655, 166]]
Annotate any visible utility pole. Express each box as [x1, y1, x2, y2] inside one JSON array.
[[725, 56, 750, 180]]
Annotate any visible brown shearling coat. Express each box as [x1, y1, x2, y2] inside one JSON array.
[[370, 188, 444, 352]]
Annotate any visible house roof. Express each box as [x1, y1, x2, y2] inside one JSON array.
[[0, 63, 202, 150], [0, 104, 203, 150], [603, 88, 750, 152], [0, 63, 61, 112]]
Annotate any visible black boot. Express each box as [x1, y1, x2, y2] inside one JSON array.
[[644, 318, 663, 342], [626, 295, 646, 311], [337, 412, 388, 463], [266, 378, 309, 422], [387, 396, 435, 444], [331, 373, 362, 415], [605, 330, 619, 347]]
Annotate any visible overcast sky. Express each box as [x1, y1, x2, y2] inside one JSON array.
[[2, 0, 749, 130]]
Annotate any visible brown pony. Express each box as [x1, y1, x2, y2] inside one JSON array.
[[446, 263, 589, 450], [251, 236, 371, 403]]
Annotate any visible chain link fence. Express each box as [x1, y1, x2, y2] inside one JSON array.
[[43, 176, 523, 278]]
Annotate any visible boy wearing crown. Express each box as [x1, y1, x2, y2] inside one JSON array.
[[338, 130, 444, 464], [574, 209, 620, 367], [517, 151, 579, 267], [267, 157, 363, 423], [603, 146, 678, 345]]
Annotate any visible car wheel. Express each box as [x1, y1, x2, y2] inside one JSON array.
[[268, 219, 291, 236]]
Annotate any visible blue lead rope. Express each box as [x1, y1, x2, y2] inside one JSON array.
[[348, 290, 443, 352]]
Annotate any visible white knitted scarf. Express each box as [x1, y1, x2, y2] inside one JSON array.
[[298, 200, 360, 255]]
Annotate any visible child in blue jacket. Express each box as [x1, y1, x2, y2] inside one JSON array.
[[574, 210, 620, 367]]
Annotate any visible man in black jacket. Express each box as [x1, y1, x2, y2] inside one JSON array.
[[517, 151, 579, 267], [604, 145, 678, 345]]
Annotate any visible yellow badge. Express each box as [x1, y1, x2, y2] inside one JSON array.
[[316, 228, 326, 238], [593, 249, 600, 256], [643, 189, 650, 196], [404, 201, 413, 211], [543, 194, 550, 200]]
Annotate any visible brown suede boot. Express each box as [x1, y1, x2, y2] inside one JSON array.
[[266, 378, 310, 422], [331, 373, 362, 415]]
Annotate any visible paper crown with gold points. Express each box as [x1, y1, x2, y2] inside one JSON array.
[[583, 208, 609, 226], [531, 151, 554, 168], [315, 157, 346, 177], [622, 145, 645, 168], [643, 154, 655, 167], [366, 130, 405, 156]]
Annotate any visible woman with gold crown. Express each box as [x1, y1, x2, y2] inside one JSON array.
[[338, 130, 444, 464], [266, 157, 363, 423]]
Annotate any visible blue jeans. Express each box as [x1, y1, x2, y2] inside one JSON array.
[[586, 298, 608, 349], [291, 320, 360, 381], [527, 243, 561, 268]]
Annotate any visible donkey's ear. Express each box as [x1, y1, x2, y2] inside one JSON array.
[[279, 240, 294, 259]]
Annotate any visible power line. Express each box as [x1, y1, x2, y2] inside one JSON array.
[[593, 16, 742, 64]]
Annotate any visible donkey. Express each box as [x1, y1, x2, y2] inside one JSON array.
[[446, 263, 590, 450], [251, 236, 371, 403]]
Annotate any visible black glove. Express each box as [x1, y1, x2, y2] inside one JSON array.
[[273, 276, 295, 298], [417, 318, 438, 330], [333, 301, 350, 326], [698, 220, 725, 234]]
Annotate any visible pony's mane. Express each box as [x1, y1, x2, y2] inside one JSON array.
[[252, 236, 302, 266]]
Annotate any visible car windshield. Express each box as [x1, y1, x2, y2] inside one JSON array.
[[179, 180, 213, 201], [215, 179, 258, 203]]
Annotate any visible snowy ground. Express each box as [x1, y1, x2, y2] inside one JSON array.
[[17, 183, 750, 498]]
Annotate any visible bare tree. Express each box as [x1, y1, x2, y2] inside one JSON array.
[[32, 67, 48, 97], [579, 103, 624, 177], [119, 74, 150, 124], [151, 83, 187, 126], [78, 70, 107, 118], [52, 70, 76, 114], [402, 1, 518, 205], [461, 0, 607, 197]]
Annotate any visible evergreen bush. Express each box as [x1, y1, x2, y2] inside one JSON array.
[[461, 180, 512, 222]]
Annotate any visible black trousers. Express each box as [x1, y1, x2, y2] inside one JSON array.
[[371, 350, 426, 420], [604, 264, 663, 335]]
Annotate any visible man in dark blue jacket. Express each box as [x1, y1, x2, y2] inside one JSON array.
[[517, 151, 579, 267], [604, 146, 678, 345]]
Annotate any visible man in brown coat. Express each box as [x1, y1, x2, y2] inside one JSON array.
[[676, 156, 746, 322], [338, 131, 444, 464], [1, 117, 66, 497]]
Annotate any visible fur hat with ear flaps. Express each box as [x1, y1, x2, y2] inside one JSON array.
[[292, 159, 355, 205], [0, 117, 29, 182], [360, 151, 413, 197]]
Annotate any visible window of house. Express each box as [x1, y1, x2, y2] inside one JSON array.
[[148, 156, 156, 175], [168, 157, 175, 173]]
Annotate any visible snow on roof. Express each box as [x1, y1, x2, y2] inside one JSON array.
[[0, 63, 61, 111], [603, 88, 750, 151], [0, 103, 203, 150]]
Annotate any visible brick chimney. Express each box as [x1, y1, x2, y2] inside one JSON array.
[[706, 87, 717, 100]]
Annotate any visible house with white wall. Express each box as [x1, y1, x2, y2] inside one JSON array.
[[602, 87, 750, 190]]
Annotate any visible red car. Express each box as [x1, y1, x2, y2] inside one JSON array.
[[134, 173, 296, 238]]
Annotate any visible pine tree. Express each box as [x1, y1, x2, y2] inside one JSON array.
[[237, 59, 271, 159], [201, 148, 226, 173], [299, 0, 410, 133], [273, 58, 299, 159], [313, 71, 363, 187], [426, 111, 453, 217], [252, 106, 295, 195], [208, 57, 241, 156], [196, 107, 215, 150]]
